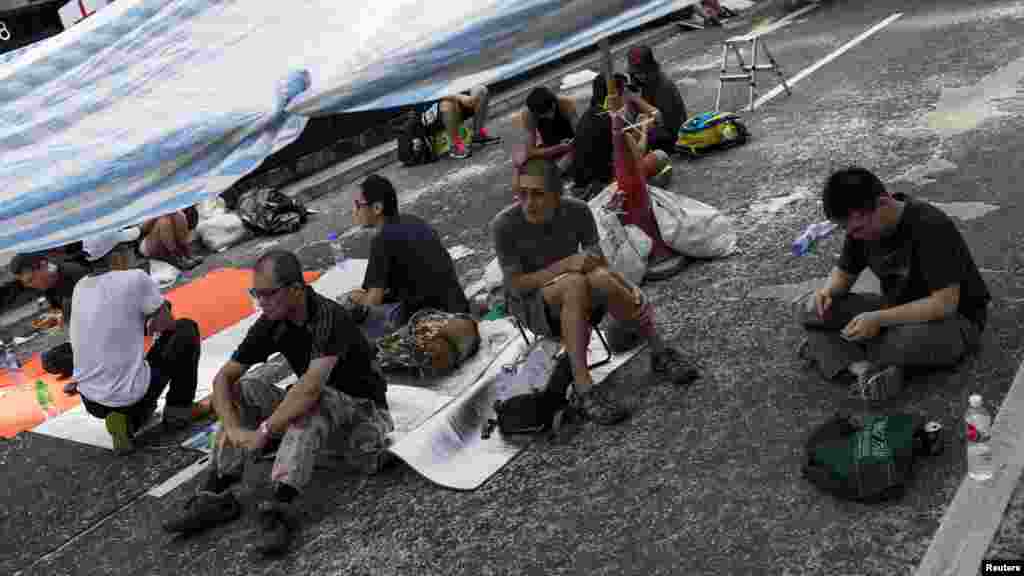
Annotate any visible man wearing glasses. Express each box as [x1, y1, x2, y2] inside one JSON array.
[[164, 249, 391, 556], [490, 158, 700, 426], [343, 174, 470, 341], [796, 167, 990, 401]]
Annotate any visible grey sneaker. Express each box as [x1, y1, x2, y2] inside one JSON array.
[[255, 501, 297, 556], [572, 385, 629, 426], [849, 365, 904, 401], [162, 491, 241, 534], [652, 346, 700, 387]]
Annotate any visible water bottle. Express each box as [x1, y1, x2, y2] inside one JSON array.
[[0, 343, 26, 387], [36, 380, 58, 419], [792, 221, 838, 256], [965, 394, 994, 482], [327, 232, 346, 269]]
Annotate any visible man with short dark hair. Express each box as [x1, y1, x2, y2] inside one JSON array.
[[70, 228, 201, 454], [10, 252, 91, 381], [514, 86, 578, 178], [627, 45, 687, 154], [796, 167, 991, 401], [345, 174, 470, 340], [491, 158, 699, 426], [163, 249, 391, 556]]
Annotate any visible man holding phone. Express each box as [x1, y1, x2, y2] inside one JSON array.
[[796, 167, 990, 401]]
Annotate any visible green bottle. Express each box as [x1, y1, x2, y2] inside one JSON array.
[[35, 380, 57, 418]]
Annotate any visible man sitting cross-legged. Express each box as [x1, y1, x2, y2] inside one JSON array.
[[70, 228, 201, 454], [490, 158, 700, 425], [795, 167, 991, 401], [163, 249, 392, 556], [342, 174, 471, 341]]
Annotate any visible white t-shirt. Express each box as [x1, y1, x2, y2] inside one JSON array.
[[70, 269, 165, 407]]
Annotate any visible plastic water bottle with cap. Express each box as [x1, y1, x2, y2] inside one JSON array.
[[965, 394, 994, 482], [327, 232, 346, 270], [792, 221, 838, 256]]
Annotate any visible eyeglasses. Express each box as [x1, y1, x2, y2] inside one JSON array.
[[249, 285, 291, 301], [354, 198, 370, 209]]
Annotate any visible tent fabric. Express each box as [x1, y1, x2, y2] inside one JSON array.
[[0, 0, 684, 254]]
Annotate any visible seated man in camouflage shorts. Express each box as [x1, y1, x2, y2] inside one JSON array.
[[163, 250, 392, 556]]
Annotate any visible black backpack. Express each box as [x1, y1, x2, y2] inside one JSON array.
[[803, 413, 930, 503], [235, 188, 308, 236], [482, 353, 575, 438], [395, 108, 439, 167]]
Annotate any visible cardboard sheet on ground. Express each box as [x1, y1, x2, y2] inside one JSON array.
[[27, 267, 321, 446]]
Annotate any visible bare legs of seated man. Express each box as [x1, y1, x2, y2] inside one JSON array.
[[537, 265, 700, 424], [139, 208, 203, 270]]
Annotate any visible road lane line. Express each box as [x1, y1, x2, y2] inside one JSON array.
[[750, 12, 903, 110]]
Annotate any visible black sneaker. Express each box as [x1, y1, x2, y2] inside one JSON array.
[[255, 501, 297, 556], [162, 491, 241, 534], [651, 346, 701, 387], [572, 384, 629, 426]]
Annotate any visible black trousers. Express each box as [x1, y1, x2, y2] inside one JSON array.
[[795, 293, 983, 380], [81, 318, 201, 431]]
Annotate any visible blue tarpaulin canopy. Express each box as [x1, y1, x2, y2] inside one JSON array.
[[0, 0, 691, 253]]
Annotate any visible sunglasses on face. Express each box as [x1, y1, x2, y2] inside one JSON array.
[[249, 284, 292, 301]]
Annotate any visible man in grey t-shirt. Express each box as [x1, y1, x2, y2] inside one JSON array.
[[490, 158, 699, 425]]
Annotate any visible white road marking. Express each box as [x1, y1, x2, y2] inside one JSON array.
[[751, 12, 904, 110]]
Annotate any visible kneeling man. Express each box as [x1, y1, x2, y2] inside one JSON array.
[[491, 158, 699, 425], [70, 229, 201, 454], [797, 167, 990, 400]]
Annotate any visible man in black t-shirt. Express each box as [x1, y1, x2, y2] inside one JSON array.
[[796, 167, 991, 401], [163, 250, 391, 555], [344, 174, 470, 341]]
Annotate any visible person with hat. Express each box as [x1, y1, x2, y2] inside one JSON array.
[[69, 228, 202, 454], [626, 45, 687, 155]]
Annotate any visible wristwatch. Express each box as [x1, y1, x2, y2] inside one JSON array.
[[258, 420, 272, 442]]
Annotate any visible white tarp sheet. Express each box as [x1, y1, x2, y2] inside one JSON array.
[[0, 0, 689, 254]]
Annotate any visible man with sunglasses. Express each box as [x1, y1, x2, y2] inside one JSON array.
[[164, 249, 391, 555], [796, 167, 990, 401], [490, 158, 700, 426], [344, 174, 470, 341]]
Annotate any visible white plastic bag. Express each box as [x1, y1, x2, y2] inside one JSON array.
[[496, 338, 562, 401], [648, 185, 737, 259], [587, 184, 652, 285], [195, 212, 252, 252]]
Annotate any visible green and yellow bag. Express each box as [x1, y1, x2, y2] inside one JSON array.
[[675, 111, 749, 156]]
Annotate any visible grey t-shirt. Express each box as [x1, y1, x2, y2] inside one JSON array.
[[489, 196, 603, 298]]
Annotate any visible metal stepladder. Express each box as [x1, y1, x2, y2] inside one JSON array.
[[715, 33, 791, 112]]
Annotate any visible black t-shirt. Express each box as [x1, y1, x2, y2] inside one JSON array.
[[640, 71, 686, 136], [44, 261, 90, 323], [231, 287, 387, 409], [363, 214, 469, 321], [837, 194, 991, 328]]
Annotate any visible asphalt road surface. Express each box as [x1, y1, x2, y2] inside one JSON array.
[[4, 0, 1024, 574]]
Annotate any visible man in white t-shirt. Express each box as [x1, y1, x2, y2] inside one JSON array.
[[70, 228, 202, 454]]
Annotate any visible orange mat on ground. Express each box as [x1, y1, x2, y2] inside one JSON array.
[[0, 268, 321, 437]]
